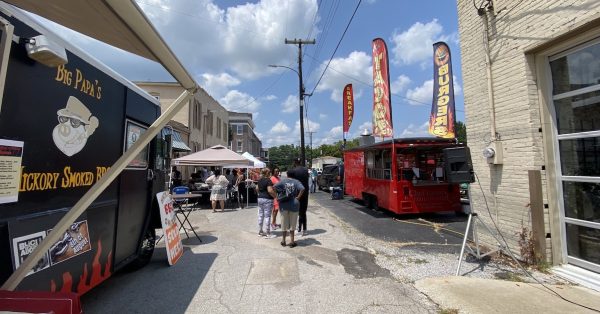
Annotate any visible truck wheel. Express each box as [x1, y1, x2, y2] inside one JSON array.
[[125, 225, 156, 271]]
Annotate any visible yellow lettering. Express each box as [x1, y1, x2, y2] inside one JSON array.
[[435, 116, 448, 126], [74, 69, 83, 90], [437, 104, 448, 115], [96, 166, 109, 182], [438, 74, 449, 85], [438, 85, 449, 96], [437, 95, 449, 107], [438, 64, 449, 76]]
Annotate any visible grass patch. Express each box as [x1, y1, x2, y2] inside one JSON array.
[[494, 271, 525, 282], [407, 257, 428, 264]]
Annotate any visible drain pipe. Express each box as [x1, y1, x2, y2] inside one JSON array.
[[481, 6, 497, 142]]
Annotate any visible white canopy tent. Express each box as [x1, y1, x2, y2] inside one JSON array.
[[241, 152, 266, 168], [174, 145, 253, 167], [2, 0, 199, 290]]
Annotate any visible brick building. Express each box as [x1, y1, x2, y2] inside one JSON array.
[[457, 0, 600, 289]]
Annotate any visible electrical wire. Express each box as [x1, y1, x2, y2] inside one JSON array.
[[303, 53, 465, 112], [473, 172, 600, 313], [307, 0, 362, 97]]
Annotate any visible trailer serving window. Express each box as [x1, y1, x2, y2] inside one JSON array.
[[397, 148, 445, 182], [366, 149, 391, 180]]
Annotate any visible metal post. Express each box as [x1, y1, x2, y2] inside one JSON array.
[[285, 38, 315, 167]]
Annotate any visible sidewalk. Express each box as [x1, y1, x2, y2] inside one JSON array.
[[415, 276, 600, 314], [82, 197, 600, 313]]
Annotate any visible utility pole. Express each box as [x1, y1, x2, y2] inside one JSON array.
[[306, 131, 316, 168], [285, 38, 315, 167]]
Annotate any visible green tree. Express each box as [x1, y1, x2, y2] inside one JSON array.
[[455, 120, 467, 144]]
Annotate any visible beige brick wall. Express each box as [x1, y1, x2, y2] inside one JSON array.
[[456, 0, 600, 261]]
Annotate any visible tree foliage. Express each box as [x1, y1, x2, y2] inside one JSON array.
[[455, 120, 467, 144]]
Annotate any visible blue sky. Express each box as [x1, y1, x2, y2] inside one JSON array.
[[36, 0, 464, 147]]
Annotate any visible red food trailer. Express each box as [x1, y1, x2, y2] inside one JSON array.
[[344, 137, 463, 214]]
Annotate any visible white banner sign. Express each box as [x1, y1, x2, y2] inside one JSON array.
[[156, 191, 183, 265]]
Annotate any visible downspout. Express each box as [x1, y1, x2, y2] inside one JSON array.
[[481, 7, 498, 142], [480, 5, 500, 223]]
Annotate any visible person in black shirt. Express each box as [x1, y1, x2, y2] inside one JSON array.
[[288, 158, 309, 236], [256, 168, 276, 238], [171, 166, 182, 189]]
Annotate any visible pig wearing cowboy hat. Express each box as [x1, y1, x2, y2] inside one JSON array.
[[52, 96, 99, 156]]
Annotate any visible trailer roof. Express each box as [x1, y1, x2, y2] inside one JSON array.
[[3, 0, 196, 91], [345, 137, 460, 152]]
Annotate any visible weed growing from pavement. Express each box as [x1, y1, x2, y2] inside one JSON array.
[[439, 308, 459, 314], [494, 271, 526, 282], [407, 257, 428, 264]]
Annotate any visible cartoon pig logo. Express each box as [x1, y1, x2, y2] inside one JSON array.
[[52, 96, 99, 156]]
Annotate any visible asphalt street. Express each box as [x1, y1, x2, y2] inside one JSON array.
[[80, 190, 600, 313], [316, 191, 469, 249]]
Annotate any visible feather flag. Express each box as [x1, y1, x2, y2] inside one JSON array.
[[372, 38, 393, 138], [429, 41, 456, 138], [343, 84, 354, 138]]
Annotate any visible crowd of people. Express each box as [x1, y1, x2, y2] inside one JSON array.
[[171, 158, 315, 248]]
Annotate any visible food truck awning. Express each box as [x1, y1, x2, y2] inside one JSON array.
[[3, 0, 196, 90], [1, 0, 199, 290]]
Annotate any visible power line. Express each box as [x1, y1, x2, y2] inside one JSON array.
[[307, 0, 362, 96]]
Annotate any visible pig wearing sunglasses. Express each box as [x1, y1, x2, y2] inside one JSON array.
[[52, 96, 99, 156]]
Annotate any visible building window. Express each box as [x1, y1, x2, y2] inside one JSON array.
[[237, 124, 243, 135], [194, 100, 201, 130], [206, 111, 214, 135], [549, 38, 600, 270], [237, 140, 243, 152], [223, 122, 228, 142], [216, 117, 222, 138]]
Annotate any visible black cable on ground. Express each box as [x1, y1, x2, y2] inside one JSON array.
[[473, 172, 600, 313]]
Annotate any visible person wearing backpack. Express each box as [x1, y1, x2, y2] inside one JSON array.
[[273, 171, 305, 248]]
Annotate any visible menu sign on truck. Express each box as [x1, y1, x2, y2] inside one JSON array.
[[0, 139, 24, 204], [156, 191, 183, 265]]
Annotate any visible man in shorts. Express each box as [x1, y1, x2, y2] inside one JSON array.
[[274, 171, 305, 248]]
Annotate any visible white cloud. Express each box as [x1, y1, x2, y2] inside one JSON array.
[[270, 121, 291, 134], [199, 72, 240, 98], [406, 76, 462, 106], [264, 95, 277, 101], [406, 80, 433, 106], [316, 125, 344, 145], [390, 19, 450, 66], [293, 119, 320, 135], [391, 75, 411, 94], [281, 95, 297, 113], [45, 0, 318, 81], [313, 51, 372, 102], [319, 113, 328, 120], [219, 90, 261, 112], [399, 121, 432, 138]]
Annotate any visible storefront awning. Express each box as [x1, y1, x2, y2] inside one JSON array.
[[163, 128, 191, 152]]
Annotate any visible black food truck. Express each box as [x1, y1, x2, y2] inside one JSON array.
[[0, 2, 193, 296]]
